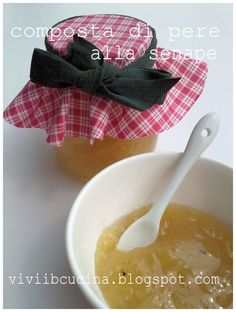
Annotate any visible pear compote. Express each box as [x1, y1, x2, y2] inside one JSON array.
[[55, 135, 157, 181], [95, 203, 232, 308]]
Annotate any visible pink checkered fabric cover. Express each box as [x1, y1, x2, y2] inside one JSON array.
[[4, 14, 208, 145]]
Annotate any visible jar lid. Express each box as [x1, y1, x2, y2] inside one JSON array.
[[4, 14, 208, 145]]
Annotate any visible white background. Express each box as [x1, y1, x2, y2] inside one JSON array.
[[3, 3, 232, 308]]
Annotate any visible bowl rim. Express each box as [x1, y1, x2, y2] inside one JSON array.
[[65, 151, 232, 308]]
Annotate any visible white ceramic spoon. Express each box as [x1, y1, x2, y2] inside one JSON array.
[[117, 113, 220, 251]]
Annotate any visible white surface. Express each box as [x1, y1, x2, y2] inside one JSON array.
[[67, 153, 232, 308], [3, 3, 232, 309]]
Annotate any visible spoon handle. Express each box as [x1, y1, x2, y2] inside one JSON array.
[[149, 113, 220, 220]]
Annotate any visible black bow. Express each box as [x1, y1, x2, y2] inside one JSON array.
[[30, 34, 180, 111]]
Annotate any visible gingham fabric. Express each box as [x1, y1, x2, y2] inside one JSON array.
[[4, 15, 208, 146]]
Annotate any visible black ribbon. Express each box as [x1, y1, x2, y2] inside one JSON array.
[[30, 33, 180, 111]]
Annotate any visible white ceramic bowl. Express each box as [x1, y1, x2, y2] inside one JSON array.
[[66, 152, 233, 308]]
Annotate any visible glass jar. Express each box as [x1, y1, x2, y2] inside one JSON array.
[[55, 135, 158, 181]]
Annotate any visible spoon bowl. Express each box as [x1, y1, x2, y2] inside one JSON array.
[[66, 152, 232, 308]]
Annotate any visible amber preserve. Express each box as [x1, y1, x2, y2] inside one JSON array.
[[95, 203, 232, 309]]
